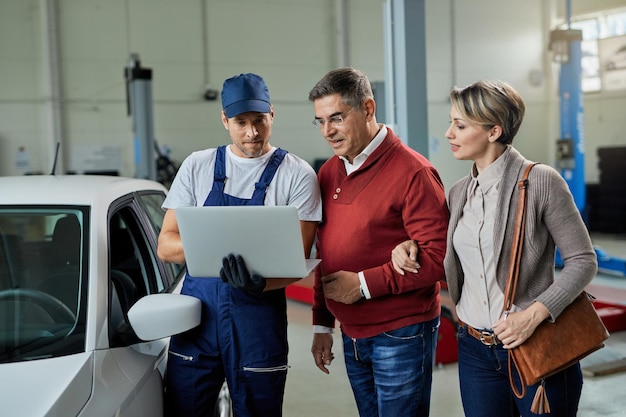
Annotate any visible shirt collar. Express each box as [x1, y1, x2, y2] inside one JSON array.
[[472, 146, 511, 192], [339, 124, 388, 169]]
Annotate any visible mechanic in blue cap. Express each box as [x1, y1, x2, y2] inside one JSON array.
[[158, 73, 322, 417]]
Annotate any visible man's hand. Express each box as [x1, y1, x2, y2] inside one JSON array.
[[321, 271, 362, 304], [311, 333, 335, 374], [220, 254, 266, 295], [391, 240, 421, 275]]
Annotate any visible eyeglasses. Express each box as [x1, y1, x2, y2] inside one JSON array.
[[312, 108, 354, 129]]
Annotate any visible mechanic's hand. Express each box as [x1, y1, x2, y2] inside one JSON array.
[[220, 254, 266, 295]]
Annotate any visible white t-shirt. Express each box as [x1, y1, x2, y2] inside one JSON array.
[[163, 145, 322, 222]]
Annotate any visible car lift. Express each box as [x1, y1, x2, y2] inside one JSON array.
[[124, 53, 157, 181], [550, 26, 626, 277]]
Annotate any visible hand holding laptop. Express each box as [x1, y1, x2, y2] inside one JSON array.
[[220, 254, 266, 295]]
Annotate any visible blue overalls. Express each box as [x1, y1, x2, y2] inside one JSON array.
[[165, 146, 289, 417]]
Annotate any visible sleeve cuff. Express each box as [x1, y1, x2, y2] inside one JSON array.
[[358, 271, 371, 299], [313, 325, 335, 334]]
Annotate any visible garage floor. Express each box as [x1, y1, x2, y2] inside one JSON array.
[[282, 233, 626, 417]]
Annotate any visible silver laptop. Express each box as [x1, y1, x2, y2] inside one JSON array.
[[176, 205, 321, 278]]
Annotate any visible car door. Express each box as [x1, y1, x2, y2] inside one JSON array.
[[102, 191, 172, 417]]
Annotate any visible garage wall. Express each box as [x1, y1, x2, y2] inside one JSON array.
[[0, 1, 46, 174], [0, 0, 624, 192], [425, 0, 554, 190]]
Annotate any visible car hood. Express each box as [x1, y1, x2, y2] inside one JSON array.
[[1, 353, 93, 417]]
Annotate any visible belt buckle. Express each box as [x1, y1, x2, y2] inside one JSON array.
[[479, 330, 496, 346]]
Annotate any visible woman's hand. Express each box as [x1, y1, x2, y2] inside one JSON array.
[[492, 301, 550, 349], [391, 240, 421, 275]]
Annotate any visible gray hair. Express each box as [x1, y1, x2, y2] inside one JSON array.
[[308, 67, 374, 109]]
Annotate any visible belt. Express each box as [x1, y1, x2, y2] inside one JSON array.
[[458, 319, 501, 346]]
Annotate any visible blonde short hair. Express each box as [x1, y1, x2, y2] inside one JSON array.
[[449, 80, 525, 145]]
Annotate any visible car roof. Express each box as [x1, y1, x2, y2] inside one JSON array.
[[0, 175, 167, 206]]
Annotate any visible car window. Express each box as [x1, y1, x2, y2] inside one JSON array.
[[138, 193, 166, 236], [137, 192, 185, 279], [0, 207, 88, 363], [108, 202, 171, 347]]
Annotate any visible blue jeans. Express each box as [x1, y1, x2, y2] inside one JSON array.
[[457, 324, 583, 417], [342, 317, 439, 417]]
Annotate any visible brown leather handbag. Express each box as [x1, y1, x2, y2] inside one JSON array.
[[503, 163, 610, 414]]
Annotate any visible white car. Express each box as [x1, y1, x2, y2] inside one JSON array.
[[0, 175, 201, 417]]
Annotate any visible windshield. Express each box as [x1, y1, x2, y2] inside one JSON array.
[[0, 207, 88, 363]]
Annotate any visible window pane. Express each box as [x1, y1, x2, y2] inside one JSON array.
[[138, 192, 185, 279], [572, 18, 599, 40], [0, 207, 88, 363], [607, 12, 626, 37], [582, 40, 602, 92]]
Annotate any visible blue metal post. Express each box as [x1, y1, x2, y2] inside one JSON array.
[[558, 39, 586, 212]]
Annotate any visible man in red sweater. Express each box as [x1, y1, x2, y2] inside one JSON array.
[[308, 67, 449, 417]]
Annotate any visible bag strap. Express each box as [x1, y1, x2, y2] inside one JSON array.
[[503, 162, 539, 399], [508, 346, 526, 398], [502, 162, 538, 311]]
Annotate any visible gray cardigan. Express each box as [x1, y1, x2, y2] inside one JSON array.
[[444, 146, 597, 320]]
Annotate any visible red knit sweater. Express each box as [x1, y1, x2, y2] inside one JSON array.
[[313, 129, 449, 338]]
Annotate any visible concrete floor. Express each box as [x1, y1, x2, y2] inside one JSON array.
[[282, 233, 626, 416]]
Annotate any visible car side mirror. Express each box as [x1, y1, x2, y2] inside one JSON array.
[[127, 293, 201, 341]]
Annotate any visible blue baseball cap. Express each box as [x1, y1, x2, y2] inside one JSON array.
[[221, 73, 271, 118]]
